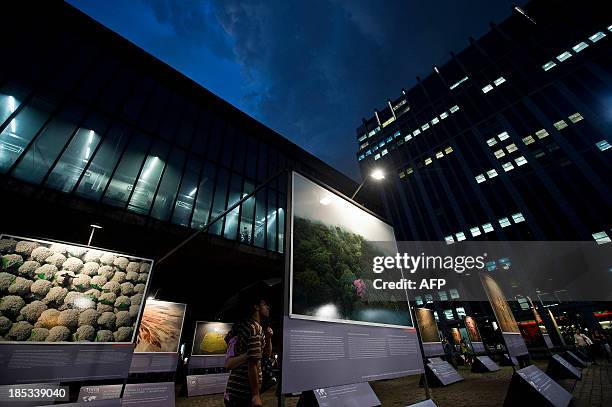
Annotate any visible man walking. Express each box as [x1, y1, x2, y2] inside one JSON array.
[[225, 294, 273, 407]]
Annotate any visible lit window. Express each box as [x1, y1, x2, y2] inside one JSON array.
[[406, 167, 414, 175], [470, 226, 481, 237], [568, 112, 584, 123], [450, 105, 460, 113], [387, 136, 393, 142], [413, 129, 421, 136], [542, 61, 557, 71], [449, 76, 469, 90], [440, 111, 449, 119], [535, 129, 549, 139], [512, 212, 525, 223], [482, 84, 494, 94], [439, 291, 448, 301], [358, 154, 365, 161], [596, 140, 611, 151], [415, 296, 423, 305], [482, 223, 494, 233], [506, 143, 518, 153], [494, 149, 506, 158], [455, 232, 466, 241], [592, 231, 611, 245], [499, 217, 511, 228], [449, 289, 460, 299], [436, 151, 444, 159], [425, 157, 432, 165], [422, 123, 430, 131], [456, 307, 466, 317], [556, 51, 572, 62], [405, 134, 412, 141], [365, 150, 372, 156], [360, 142, 368, 149], [522, 135, 535, 145], [431, 117, 440, 125], [502, 162, 515, 172], [494, 76, 506, 86], [394, 131, 401, 138], [445, 235, 455, 245], [444, 146, 453, 154], [486, 169, 498, 178], [475, 174, 486, 184], [572, 42, 589, 53], [379, 141, 385, 147], [487, 138, 498, 146], [398, 171, 405, 179], [443, 309, 454, 320], [381, 149, 388, 156], [498, 131, 510, 141], [358, 134, 367, 142], [515, 156, 528, 166], [609, 24, 612, 32], [589, 31, 606, 43], [374, 153, 380, 160], [553, 120, 568, 130]]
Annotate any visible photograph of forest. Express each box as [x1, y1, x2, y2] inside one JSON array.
[[290, 173, 412, 327]]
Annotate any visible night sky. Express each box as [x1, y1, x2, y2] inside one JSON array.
[[67, 0, 516, 181]]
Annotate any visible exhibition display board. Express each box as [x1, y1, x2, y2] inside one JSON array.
[[130, 300, 187, 373], [416, 308, 444, 357], [471, 356, 500, 373], [563, 351, 589, 368], [282, 172, 423, 393], [313, 382, 380, 407], [77, 382, 175, 406], [503, 365, 572, 407], [546, 354, 581, 380], [188, 321, 233, 369], [480, 274, 528, 358], [0, 235, 153, 384], [186, 373, 229, 397], [425, 360, 463, 386]]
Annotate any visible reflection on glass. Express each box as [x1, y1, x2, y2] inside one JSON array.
[[0, 97, 52, 173], [128, 154, 166, 215], [239, 181, 255, 244], [223, 174, 242, 240], [209, 168, 229, 235], [102, 134, 150, 207], [45, 128, 102, 192], [171, 156, 201, 227], [191, 162, 216, 229], [278, 194, 286, 253], [266, 189, 277, 251], [12, 106, 84, 184], [150, 148, 186, 221], [254, 189, 267, 247], [75, 125, 129, 200]]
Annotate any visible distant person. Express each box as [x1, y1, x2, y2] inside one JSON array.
[[225, 294, 273, 407], [223, 329, 248, 406], [460, 338, 473, 366]]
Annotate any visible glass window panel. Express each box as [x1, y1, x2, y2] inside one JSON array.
[[1, 83, 30, 128], [267, 147, 278, 182], [127, 140, 170, 214], [254, 188, 267, 248], [220, 127, 235, 168], [175, 102, 197, 148], [157, 92, 186, 143], [208, 167, 229, 235], [171, 155, 202, 227], [278, 193, 286, 253], [150, 147, 187, 221], [223, 173, 243, 240], [74, 54, 121, 104], [206, 118, 224, 161], [191, 110, 211, 155], [0, 96, 54, 173], [191, 161, 217, 229], [257, 142, 267, 181], [75, 125, 130, 200], [97, 67, 137, 114], [266, 189, 277, 251], [232, 130, 246, 173], [102, 133, 151, 207], [138, 85, 171, 133], [121, 75, 154, 123], [245, 137, 258, 179], [45, 116, 107, 192], [239, 180, 255, 245], [12, 103, 86, 184]]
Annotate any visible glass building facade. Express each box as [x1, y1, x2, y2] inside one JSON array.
[[0, 2, 357, 254], [355, 1, 611, 243]]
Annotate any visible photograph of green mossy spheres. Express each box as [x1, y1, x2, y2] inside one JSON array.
[[0, 235, 151, 343], [290, 173, 412, 327]]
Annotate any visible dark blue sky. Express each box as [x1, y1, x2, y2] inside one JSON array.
[[67, 0, 515, 180]]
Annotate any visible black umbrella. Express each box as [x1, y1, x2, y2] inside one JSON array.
[[215, 278, 282, 322]]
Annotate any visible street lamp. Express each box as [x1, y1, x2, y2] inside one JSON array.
[[87, 224, 102, 246], [351, 168, 385, 200]]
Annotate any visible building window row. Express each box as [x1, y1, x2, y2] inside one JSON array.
[[595, 140, 610, 152], [481, 76, 507, 94], [449, 76, 469, 91], [592, 231, 611, 245], [444, 212, 525, 244], [397, 146, 454, 179], [542, 25, 611, 71]]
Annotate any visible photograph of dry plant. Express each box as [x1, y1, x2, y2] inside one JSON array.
[[135, 300, 186, 353]]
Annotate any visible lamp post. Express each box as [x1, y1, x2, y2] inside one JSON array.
[[87, 224, 102, 246], [351, 168, 385, 200]]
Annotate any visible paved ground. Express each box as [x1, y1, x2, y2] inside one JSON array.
[[175, 359, 612, 406]]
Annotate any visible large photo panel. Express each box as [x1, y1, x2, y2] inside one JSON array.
[[290, 172, 412, 328], [0, 235, 152, 344], [135, 300, 187, 353]]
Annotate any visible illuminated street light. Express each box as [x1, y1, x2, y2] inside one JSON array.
[[351, 168, 385, 200], [87, 224, 102, 246]]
